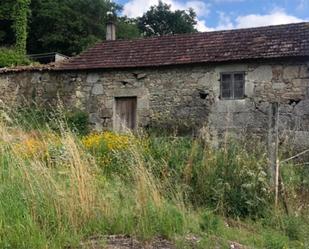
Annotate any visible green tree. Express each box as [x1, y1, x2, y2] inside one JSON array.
[[27, 0, 140, 56], [0, 0, 31, 68], [13, 0, 31, 54], [0, 0, 30, 52], [0, 1, 15, 45], [117, 17, 140, 40], [137, 1, 197, 37]]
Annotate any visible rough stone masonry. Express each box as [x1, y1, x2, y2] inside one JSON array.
[[0, 59, 309, 145], [1, 22, 309, 146]]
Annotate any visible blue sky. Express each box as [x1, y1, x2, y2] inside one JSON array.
[[114, 0, 309, 31]]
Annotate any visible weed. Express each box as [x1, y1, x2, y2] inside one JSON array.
[[0, 107, 307, 248]]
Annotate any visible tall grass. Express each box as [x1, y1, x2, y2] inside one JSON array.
[[0, 121, 193, 248], [0, 106, 307, 248], [0, 126, 99, 248]]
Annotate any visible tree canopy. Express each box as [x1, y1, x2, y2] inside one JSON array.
[[0, 1, 15, 44], [13, 0, 31, 53], [27, 0, 140, 56], [0, 0, 199, 58], [0, 0, 30, 53], [137, 1, 197, 37]]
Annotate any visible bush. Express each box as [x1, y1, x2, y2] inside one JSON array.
[[111, 136, 272, 218], [103, 135, 272, 218], [0, 47, 31, 67], [0, 115, 307, 248], [8, 106, 89, 135], [65, 110, 89, 135], [0, 124, 192, 247], [82, 131, 131, 173], [11, 106, 50, 129], [190, 143, 271, 218]]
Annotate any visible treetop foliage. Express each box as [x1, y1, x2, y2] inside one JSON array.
[[0, 0, 198, 57], [0, 0, 30, 53], [137, 1, 197, 37], [27, 0, 124, 55], [13, 0, 31, 53]]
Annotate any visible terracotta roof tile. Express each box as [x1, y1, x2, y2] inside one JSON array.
[[2, 22, 309, 73], [58, 22, 309, 70]]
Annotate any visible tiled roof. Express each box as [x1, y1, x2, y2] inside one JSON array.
[[1, 22, 308, 74], [58, 22, 309, 70]]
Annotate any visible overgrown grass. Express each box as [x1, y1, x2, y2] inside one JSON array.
[[0, 107, 308, 249]]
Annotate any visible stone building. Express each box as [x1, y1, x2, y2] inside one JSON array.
[[0, 22, 309, 141]]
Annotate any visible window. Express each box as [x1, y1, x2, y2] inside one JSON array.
[[220, 72, 245, 99]]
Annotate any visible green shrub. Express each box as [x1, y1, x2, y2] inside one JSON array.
[[8, 106, 89, 135], [11, 106, 50, 130], [191, 143, 271, 218], [119, 136, 272, 218], [0, 47, 31, 67], [0, 115, 307, 248], [145, 136, 201, 184], [65, 110, 89, 135]]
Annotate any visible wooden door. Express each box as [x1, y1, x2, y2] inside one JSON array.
[[115, 97, 137, 132]]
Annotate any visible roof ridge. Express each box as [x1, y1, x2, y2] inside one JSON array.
[[13, 22, 309, 72], [96, 21, 309, 43]]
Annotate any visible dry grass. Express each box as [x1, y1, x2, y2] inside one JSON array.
[[0, 107, 307, 249]]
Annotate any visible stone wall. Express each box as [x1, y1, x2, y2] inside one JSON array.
[[0, 59, 309, 142]]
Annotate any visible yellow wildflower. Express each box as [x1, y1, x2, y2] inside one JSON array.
[[82, 131, 130, 151]]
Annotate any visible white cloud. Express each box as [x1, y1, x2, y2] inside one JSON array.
[[122, 0, 210, 19], [235, 9, 306, 29], [122, 1, 307, 32], [215, 12, 234, 30], [210, 9, 307, 31], [185, 1, 210, 17], [122, 0, 155, 17], [195, 19, 214, 32]]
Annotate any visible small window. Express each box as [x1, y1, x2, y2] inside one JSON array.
[[220, 72, 245, 100]]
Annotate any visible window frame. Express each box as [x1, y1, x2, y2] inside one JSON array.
[[220, 72, 246, 100]]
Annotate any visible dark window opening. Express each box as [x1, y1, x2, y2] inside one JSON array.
[[220, 72, 245, 100]]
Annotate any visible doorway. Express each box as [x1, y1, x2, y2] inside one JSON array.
[[114, 97, 137, 132]]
